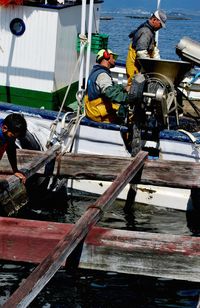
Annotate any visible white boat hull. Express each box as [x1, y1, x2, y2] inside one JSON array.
[[67, 118, 199, 211], [69, 180, 192, 211], [0, 105, 199, 212]]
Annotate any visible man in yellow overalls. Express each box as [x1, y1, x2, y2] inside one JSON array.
[[126, 10, 167, 86], [84, 49, 129, 123]]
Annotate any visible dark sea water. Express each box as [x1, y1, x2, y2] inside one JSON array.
[[1, 10, 200, 308], [0, 189, 200, 307]]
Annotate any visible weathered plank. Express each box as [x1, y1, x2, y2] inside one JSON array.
[[0, 149, 46, 174], [49, 153, 200, 188], [0, 217, 200, 282], [2, 151, 200, 188], [141, 159, 200, 188], [58, 155, 200, 188], [2, 151, 147, 308]]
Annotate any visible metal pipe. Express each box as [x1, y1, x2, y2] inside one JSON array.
[[143, 92, 156, 98]]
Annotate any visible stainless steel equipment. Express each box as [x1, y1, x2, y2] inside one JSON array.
[[128, 37, 200, 154], [139, 58, 192, 86], [128, 59, 193, 134], [176, 37, 200, 66], [128, 37, 200, 135]]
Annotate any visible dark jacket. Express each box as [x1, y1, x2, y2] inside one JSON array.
[[0, 118, 18, 172], [129, 20, 156, 52], [86, 64, 112, 101]]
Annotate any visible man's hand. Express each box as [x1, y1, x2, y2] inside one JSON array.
[[14, 172, 26, 184], [125, 85, 131, 93], [136, 50, 150, 59], [153, 46, 160, 59]]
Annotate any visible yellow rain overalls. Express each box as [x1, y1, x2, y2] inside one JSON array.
[[84, 64, 120, 123], [126, 21, 158, 86]]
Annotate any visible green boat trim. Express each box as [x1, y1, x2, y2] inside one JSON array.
[[0, 81, 78, 111]]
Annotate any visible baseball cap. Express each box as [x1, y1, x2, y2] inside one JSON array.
[[96, 49, 118, 62], [154, 10, 167, 28]]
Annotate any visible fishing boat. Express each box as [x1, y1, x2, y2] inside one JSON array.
[[0, 0, 200, 212], [1, 2, 200, 307], [67, 44, 200, 211]]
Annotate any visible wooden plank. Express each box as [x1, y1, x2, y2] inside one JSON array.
[[0, 149, 46, 174], [2, 151, 200, 188], [0, 217, 200, 282], [140, 159, 200, 188], [54, 154, 200, 188], [51, 153, 200, 188], [0, 147, 60, 175], [2, 151, 147, 308]]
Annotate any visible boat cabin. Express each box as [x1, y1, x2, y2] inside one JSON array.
[[0, 0, 103, 110]]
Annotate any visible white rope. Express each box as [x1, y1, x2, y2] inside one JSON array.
[[61, 90, 85, 154], [57, 34, 87, 120], [178, 129, 200, 150], [46, 35, 88, 148], [178, 129, 197, 143]]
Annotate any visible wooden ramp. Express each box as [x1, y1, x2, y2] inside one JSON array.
[[0, 217, 199, 282], [2, 151, 147, 307]]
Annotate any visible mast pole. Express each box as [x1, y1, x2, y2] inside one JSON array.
[[85, 0, 94, 89], [155, 0, 161, 44], [78, 0, 87, 91]]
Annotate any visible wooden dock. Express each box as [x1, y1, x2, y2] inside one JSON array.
[[0, 149, 200, 306]]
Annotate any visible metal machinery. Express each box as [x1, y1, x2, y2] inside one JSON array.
[[128, 37, 200, 143], [176, 36, 200, 66]]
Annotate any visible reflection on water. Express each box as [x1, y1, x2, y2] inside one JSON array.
[[1, 263, 199, 308], [0, 190, 199, 307]]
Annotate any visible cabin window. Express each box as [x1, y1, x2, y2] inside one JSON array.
[[10, 18, 26, 36]]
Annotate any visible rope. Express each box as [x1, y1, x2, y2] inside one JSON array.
[[178, 129, 197, 143], [46, 35, 88, 148], [188, 72, 200, 86], [61, 90, 85, 155], [178, 129, 200, 150], [54, 88, 85, 176]]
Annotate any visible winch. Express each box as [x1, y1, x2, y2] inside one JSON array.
[[128, 37, 200, 142], [129, 58, 192, 135]]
